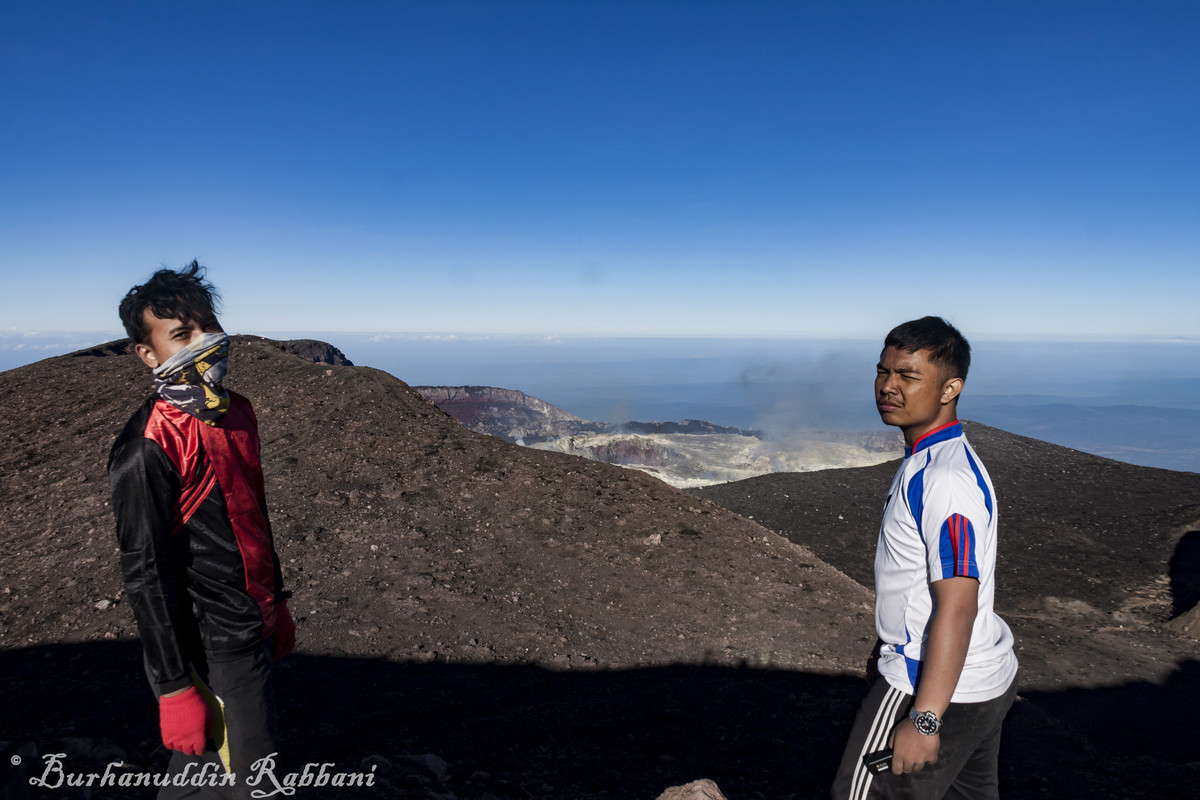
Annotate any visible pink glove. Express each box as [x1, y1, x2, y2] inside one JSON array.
[[159, 686, 209, 755], [272, 601, 296, 661]]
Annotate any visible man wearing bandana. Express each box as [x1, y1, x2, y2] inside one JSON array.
[[108, 262, 295, 798]]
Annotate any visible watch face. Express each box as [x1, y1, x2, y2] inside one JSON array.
[[911, 709, 941, 735]]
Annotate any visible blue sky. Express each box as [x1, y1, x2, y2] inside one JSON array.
[[2, 1, 1199, 349]]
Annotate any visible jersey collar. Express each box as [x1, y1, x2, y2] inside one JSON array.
[[906, 420, 963, 458]]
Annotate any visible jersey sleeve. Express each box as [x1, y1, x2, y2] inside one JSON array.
[[918, 462, 991, 582], [108, 434, 195, 694]]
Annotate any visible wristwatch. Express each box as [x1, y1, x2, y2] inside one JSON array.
[[909, 708, 942, 736]]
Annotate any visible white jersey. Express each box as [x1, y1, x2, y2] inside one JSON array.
[[875, 421, 1018, 702]]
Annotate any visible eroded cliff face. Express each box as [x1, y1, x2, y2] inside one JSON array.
[[417, 386, 582, 423], [414, 385, 608, 443], [414, 387, 763, 443]]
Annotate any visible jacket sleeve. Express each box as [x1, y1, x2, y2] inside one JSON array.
[[247, 396, 288, 600], [108, 434, 195, 695]]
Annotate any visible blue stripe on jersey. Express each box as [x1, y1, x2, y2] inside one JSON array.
[[964, 445, 993, 518], [897, 635, 922, 687], [907, 454, 929, 542], [939, 513, 980, 578], [906, 655, 921, 687]]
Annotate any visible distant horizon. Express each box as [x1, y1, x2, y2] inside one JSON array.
[[5, 326, 1200, 374], [4, 328, 1197, 472]]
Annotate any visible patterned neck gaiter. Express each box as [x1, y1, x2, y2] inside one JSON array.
[[152, 332, 231, 426]]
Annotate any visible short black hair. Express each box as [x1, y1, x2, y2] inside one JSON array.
[[884, 316, 971, 381], [119, 260, 222, 345]]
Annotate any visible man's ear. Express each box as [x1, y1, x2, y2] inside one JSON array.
[[134, 343, 158, 370], [940, 376, 964, 405]]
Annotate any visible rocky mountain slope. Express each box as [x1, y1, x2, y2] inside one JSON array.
[[2, 337, 871, 800], [1, 338, 1198, 799]]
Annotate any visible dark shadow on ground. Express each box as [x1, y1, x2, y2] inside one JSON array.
[[1021, 659, 1200, 765], [2, 642, 1198, 799], [1169, 530, 1200, 616]]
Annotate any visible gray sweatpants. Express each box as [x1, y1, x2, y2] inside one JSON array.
[[831, 671, 1018, 800]]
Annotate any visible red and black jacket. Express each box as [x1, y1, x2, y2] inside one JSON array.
[[108, 391, 285, 695]]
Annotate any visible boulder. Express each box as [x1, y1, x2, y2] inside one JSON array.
[[655, 778, 727, 800]]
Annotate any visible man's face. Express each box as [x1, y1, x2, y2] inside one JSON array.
[[874, 345, 961, 443], [134, 308, 224, 371]]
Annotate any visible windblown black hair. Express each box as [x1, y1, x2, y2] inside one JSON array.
[[119, 260, 222, 345], [884, 316, 971, 381]]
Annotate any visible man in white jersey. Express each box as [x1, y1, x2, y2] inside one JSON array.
[[831, 317, 1019, 800]]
